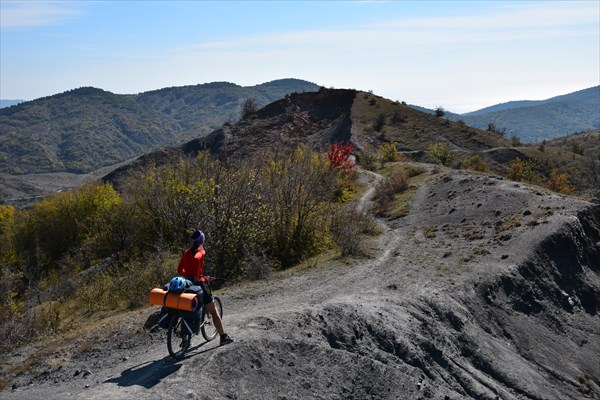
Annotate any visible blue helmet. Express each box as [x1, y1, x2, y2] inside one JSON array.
[[169, 276, 187, 292], [191, 229, 205, 246]]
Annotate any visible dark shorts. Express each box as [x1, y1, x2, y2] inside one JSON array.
[[198, 281, 214, 306]]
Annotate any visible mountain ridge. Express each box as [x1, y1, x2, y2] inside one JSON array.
[[458, 86, 599, 142], [410, 86, 599, 142], [0, 79, 320, 176], [463, 86, 599, 116]]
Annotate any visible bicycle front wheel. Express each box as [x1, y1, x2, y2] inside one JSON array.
[[201, 296, 222, 341], [167, 314, 191, 360]]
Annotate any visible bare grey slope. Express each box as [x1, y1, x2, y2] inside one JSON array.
[[3, 168, 599, 399]]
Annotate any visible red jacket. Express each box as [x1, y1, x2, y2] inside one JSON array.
[[177, 247, 206, 282]]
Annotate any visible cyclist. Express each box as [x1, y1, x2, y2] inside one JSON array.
[[178, 229, 234, 346]]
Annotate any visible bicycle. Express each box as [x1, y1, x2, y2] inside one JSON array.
[[165, 276, 223, 360]]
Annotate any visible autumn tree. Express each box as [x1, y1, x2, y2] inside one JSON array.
[[263, 146, 338, 267]]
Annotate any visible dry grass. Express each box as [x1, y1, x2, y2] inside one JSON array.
[[494, 212, 523, 242], [463, 225, 485, 241], [423, 226, 438, 239]]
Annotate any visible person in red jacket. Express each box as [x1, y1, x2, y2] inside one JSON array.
[[178, 229, 233, 346]]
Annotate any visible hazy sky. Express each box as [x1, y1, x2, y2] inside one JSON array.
[[1, 0, 599, 113]]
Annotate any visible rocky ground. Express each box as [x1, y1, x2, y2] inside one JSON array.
[[2, 166, 599, 400]]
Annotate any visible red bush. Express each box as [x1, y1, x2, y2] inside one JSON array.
[[328, 142, 355, 170]]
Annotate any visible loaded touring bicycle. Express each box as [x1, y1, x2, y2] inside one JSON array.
[[149, 276, 223, 359]]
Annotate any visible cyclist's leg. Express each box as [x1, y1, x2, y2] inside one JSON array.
[[199, 281, 225, 335], [205, 301, 225, 335]]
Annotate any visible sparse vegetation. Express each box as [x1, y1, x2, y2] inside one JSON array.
[[511, 135, 522, 147], [358, 149, 383, 171], [391, 110, 406, 125], [463, 225, 485, 241], [404, 165, 426, 177], [494, 212, 522, 242]]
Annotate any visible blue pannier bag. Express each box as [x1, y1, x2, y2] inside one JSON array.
[[158, 306, 172, 329], [181, 285, 203, 335]]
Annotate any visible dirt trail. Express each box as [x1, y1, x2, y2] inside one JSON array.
[[3, 168, 599, 400]]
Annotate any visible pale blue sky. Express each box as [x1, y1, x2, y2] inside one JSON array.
[[1, 0, 598, 113]]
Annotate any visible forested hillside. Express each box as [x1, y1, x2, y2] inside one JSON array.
[[0, 87, 179, 174], [412, 86, 600, 143], [458, 86, 600, 142], [0, 79, 319, 175]]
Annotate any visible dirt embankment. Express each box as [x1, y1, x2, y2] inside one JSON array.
[[2, 169, 599, 400]]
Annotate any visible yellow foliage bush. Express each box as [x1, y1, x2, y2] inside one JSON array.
[[547, 169, 574, 194], [463, 155, 489, 173], [380, 141, 403, 162]]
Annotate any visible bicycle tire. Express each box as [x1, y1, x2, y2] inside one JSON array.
[[201, 296, 222, 341], [167, 314, 191, 360]]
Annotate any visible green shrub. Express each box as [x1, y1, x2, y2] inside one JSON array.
[[511, 135, 522, 146], [429, 142, 452, 166]]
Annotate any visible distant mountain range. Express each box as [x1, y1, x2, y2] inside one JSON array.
[[412, 86, 599, 143], [0, 79, 319, 175]]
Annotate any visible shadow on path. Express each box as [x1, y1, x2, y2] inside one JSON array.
[[104, 340, 219, 389]]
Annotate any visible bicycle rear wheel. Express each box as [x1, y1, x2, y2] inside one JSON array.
[[201, 296, 222, 341], [167, 314, 191, 360]]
